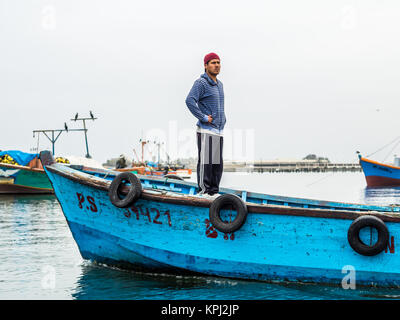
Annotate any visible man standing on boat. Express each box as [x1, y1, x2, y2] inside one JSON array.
[[185, 52, 226, 196]]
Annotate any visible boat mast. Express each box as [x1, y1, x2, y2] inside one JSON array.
[[33, 128, 65, 155], [70, 111, 97, 159], [139, 131, 149, 164], [154, 140, 164, 166], [33, 123, 87, 156]]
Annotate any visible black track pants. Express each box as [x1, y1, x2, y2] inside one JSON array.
[[196, 132, 223, 195]]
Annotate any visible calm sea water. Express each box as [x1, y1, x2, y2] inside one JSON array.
[[2, 171, 400, 300]]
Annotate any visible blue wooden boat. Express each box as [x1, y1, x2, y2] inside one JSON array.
[[40, 150, 400, 287], [359, 154, 400, 187]]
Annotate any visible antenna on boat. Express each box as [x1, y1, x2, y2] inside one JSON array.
[[70, 111, 97, 159], [153, 140, 164, 166], [35, 129, 40, 153], [32, 126, 69, 156], [139, 135, 149, 164], [132, 148, 140, 163], [160, 143, 171, 165], [34, 111, 96, 157]]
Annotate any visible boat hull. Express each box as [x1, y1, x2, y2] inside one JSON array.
[[0, 182, 53, 194], [360, 157, 400, 187], [66, 219, 400, 286], [44, 163, 400, 287], [0, 164, 53, 194]]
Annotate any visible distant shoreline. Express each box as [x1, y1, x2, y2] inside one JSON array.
[[200, 162, 362, 173]]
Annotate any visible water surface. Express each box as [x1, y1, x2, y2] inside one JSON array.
[[1, 172, 400, 299]]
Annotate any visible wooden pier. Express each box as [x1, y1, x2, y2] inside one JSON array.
[[177, 157, 361, 173], [222, 160, 361, 173]]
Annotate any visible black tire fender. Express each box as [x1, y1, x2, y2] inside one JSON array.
[[108, 172, 142, 208], [347, 215, 389, 256], [209, 194, 248, 233]]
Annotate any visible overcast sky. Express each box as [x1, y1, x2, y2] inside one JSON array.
[[1, 0, 400, 164]]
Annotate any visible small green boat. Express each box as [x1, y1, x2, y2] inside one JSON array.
[[0, 150, 53, 194]]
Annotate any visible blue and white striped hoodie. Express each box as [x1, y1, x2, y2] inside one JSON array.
[[185, 72, 226, 134]]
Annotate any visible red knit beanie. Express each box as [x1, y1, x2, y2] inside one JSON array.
[[204, 52, 220, 65]]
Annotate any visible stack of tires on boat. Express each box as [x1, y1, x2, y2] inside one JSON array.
[[108, 172, 248, 234]]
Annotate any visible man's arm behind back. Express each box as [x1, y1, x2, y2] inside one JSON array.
[[185, 79, 209, 123]]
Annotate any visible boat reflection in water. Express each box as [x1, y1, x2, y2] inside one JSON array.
[[71, 263, 223, 300], [71, 262, 400, 300], [363, 187, 400, 207]]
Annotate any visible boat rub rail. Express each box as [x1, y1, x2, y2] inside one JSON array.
[[0, 162, 44, 173]]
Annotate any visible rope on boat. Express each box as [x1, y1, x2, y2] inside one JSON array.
[[382, 138, 400, 163], [305, 172, 335, 187], [366, 135, 400, 158]]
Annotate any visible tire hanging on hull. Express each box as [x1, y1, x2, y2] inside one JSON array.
[[347, 215, 389, 256], [209, 194, 248, 233], [109, 172, 142, 208]]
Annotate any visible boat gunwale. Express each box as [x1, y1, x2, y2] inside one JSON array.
[[78, 166, 397, 213], [360, 157, 400, 171], [44, 163, 400, 223], [0, 182, 53, 193], [0, 162, 44, 173]]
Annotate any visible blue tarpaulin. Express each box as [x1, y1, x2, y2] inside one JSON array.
[[146, 161, 158, 167], [0, 150, 38, 166]]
